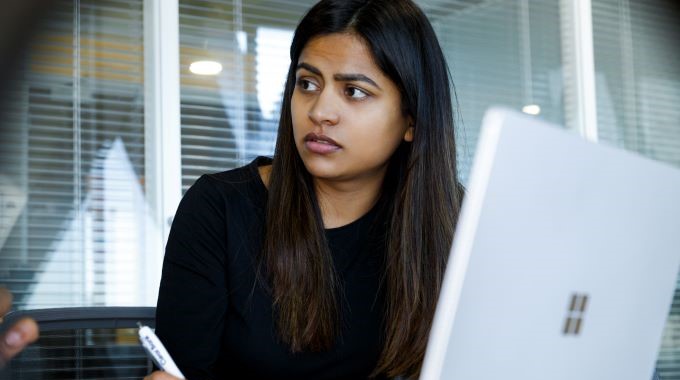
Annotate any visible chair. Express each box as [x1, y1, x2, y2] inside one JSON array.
[[0, 307, 155, 380]]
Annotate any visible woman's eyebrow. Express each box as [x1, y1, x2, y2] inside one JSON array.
[[296, 62, 381, 90], [296, 62, 322, 76], [333, 73, 380, 89]]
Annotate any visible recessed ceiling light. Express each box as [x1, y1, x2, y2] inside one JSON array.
[[189, 60, 223, 76], [522, 104, 541, 115]]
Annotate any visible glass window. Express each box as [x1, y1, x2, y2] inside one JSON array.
[[178, 0, 565, 184], [0, 0, 146, 308], [424, 0, 564, 182], [178, 0, 315, 192]]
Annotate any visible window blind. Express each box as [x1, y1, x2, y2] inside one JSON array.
[[0, 0, 147, 309], [178, 0, 564, 188], [178, 0, 315, 192], [592, 0, 680, 166], [422, 0, 564, 182]]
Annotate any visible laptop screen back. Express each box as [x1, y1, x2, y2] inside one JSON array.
[[421, 108, 680, 380]]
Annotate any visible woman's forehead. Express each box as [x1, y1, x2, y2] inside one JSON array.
[[298, 33, 383, 77]]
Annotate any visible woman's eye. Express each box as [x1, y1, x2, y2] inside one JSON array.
[[297, 78, 319, 92], [345, 86, 369, 100]]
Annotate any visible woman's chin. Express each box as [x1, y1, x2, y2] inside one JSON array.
[[303, 163, 343, 181]]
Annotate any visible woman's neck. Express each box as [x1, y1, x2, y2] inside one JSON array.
[[258, 162, 384, 229], [313, 173, 384, 229]]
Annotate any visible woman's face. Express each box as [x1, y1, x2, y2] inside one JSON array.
[[291, 33, 413, 184]]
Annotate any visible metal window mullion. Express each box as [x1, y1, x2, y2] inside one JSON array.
[[144, 0, 181, 306], [73, 0, 86, 306], [519, 0, 534, 106], [560, 0, 599, 142], [233, 0, 246, 163], [618, 0, 644, 153], [20, 84, 30, 268]]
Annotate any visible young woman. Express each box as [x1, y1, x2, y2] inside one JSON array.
[[147, 0, 464, 379]]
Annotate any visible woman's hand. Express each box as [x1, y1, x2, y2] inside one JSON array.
[[0, 287, 39, 367], [143, 371, 184, 380]]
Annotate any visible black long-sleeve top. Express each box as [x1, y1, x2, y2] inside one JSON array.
[[155, 157, 389, 380]]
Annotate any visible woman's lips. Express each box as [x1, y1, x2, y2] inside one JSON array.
[[304, 133, 341, 154]]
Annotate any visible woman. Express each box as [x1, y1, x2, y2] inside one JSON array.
[[147, 0, 464, 378]]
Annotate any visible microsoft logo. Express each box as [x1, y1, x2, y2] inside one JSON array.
[[563, 293, 589, 336]]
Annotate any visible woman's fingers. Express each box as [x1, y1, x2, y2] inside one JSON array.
[[0, 317, 39, 367]]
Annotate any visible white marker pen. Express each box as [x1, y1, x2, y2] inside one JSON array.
[[138, 322, 186, 379]]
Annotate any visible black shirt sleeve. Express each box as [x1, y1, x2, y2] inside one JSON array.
[[155, 175, 229, 380]]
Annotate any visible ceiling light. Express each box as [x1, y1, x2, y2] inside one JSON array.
[[189, 60, 223, 76], [522, 104, 541, 115]]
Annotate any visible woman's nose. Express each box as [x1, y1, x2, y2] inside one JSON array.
[[308, 89, 340, 126]]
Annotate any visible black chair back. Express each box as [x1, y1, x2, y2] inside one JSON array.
[[0, 307, 155, 380]]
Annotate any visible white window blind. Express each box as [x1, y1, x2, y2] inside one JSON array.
[[593, 0, 680, 166], [423, 0, 564, 182], [0, 0, 147, 309], [178, 0, 316, 192], [178, 0, 565, 186]]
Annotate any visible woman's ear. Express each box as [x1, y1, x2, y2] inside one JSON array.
[[403, 118, 414, 142]]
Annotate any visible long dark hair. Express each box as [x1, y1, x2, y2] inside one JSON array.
[[262, 0, 464, 377]]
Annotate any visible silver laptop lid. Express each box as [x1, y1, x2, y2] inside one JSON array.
[[421, 108, 680, 380]]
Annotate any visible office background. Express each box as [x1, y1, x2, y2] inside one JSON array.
[[0, 0, 678, 377]]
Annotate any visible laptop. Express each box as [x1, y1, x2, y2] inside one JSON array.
[[420, 108, 680, 380]]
